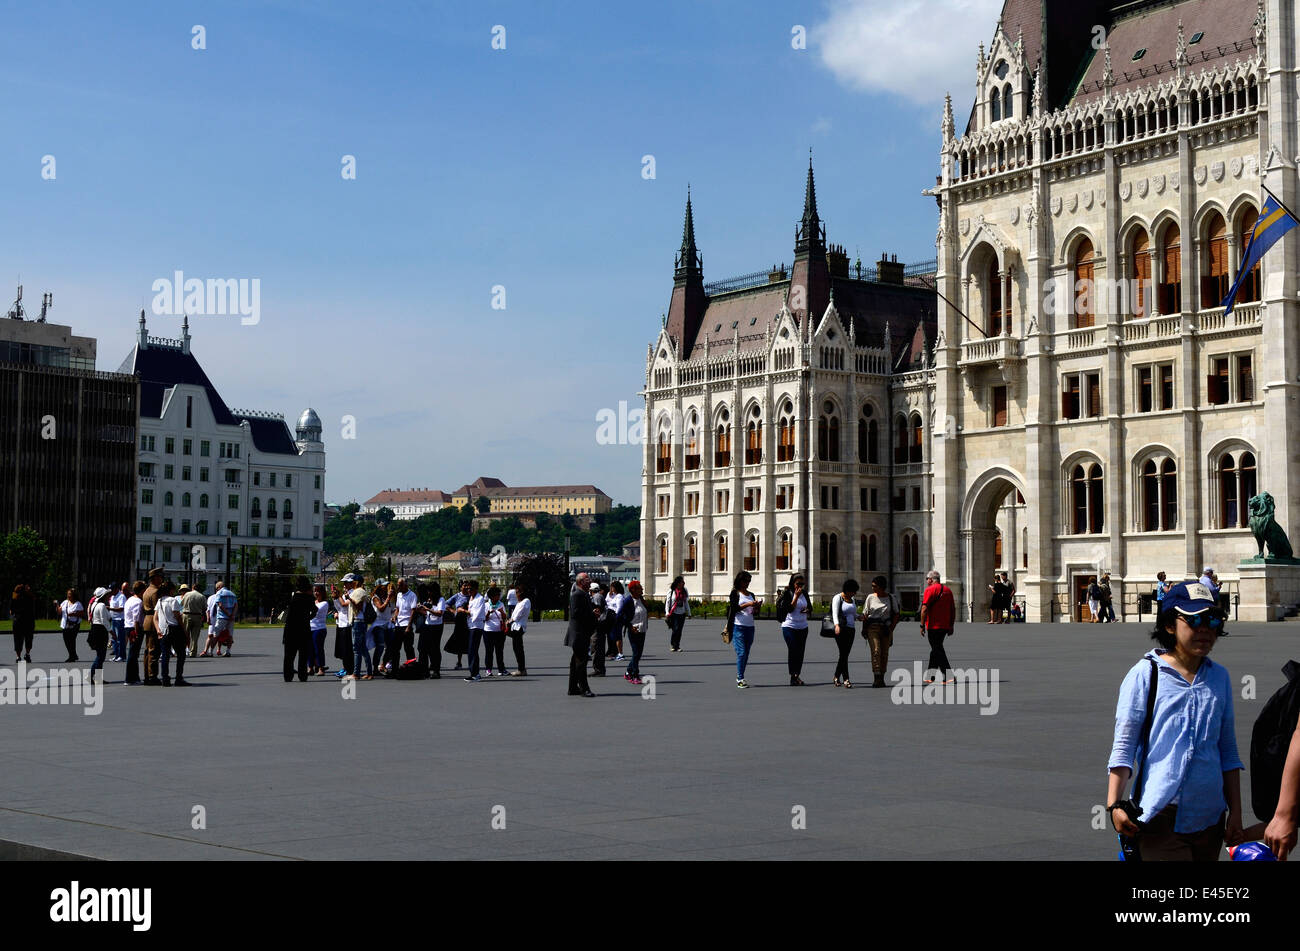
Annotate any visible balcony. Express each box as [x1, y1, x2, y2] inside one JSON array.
[[1199, 302, 1262, 334], [1122, 315, 1182, 343], [959, 335, 1020, 367]]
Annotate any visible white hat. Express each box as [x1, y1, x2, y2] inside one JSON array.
[[93, 586, 108, 599], [589, 583, 600, 591]]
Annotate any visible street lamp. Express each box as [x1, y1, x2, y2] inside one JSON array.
[[564, 534, 571, 621]]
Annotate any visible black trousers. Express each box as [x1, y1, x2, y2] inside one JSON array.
[[926, 628, 952, 677], [284, 631, 310, 682], [484, 630, 506, 672], [12, 626, 34, 657], [833, 627, 854, 681], [397, 622, 415, 661], [333, 626, 353, 673], [508, 631, 525, 672], [568, 644, 590, 694], [467, 628, 484, 677], [63, 626, 80, 661], [418, 624, 442, 677], [161, 632, 186, 682], [668, 613, 686, 649], [589, 629, 607, 674], [782, 627, 807, 677]]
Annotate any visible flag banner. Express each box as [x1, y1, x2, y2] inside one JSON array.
[[1223, 193, 1299, 315]]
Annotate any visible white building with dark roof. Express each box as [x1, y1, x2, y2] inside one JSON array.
[[120, 313, 326, 577]]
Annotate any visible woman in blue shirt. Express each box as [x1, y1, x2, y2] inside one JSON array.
[[1106, 581, 1244, 860]]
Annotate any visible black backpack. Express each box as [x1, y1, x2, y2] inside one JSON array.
[[393, 659, 429, 680], [1250, 660, 1300, 823], [776, 588, 792, 622], [362, 596, 377, 625]]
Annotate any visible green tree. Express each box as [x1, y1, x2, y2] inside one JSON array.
[[374, 505, 396, 529], [474, 495, 491, 515], [511, 553, 569, 617]]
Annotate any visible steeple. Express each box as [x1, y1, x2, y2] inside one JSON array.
[[181, 314, 191, 354], [138, 308, 148, 350], [674, 186, 702, 283], [794, 152, 825, 255]]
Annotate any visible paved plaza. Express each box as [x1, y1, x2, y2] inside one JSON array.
[[1, 618, 1296, 860]]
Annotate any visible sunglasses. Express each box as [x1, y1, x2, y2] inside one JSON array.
[[1180, 611, 1225, 631]]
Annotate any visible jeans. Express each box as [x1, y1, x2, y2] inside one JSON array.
[[781, 626, 808, 678], [625, 627, 645, 677], [833, 626, 854, 682], [508, 630, 526, 672], [110, 616, 125, 659], [732, 623, 755, 679], [926, 628, 952, 678], [668, 612, 686, 649], [124, 628, 142, 683], [486, 630, 506, 672], [310, 628, 328, 668], [467, 627, 484, 677], [161, 632, 185, 682], [1103, 602, 1116, 623], [370, 624, 388, 670], [351, 621, 372, 676]]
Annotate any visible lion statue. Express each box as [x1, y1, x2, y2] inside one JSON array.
[[1248, 492, 1294, 560]]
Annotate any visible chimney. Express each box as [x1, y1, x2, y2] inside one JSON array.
[[876, 253, 905, 285], [827, 243, 849, 278]]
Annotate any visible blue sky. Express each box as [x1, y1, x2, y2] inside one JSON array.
[[0, 0, 1000, 507]]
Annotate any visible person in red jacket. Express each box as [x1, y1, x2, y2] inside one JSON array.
[[919, 570, 956, 685]]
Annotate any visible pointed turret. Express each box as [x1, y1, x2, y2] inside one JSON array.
[[794, 155, 825, 255], [790, 154, 830, 328], [665, 188, 708, 357]]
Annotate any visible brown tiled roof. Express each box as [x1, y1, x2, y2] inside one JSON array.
[[365, 488, 450, 505], [452, 477, 507, 497], [1071, 0, 1258, 105], [485, 485, 610, 499]]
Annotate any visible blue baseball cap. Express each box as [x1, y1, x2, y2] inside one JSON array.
[[1164, 581, 1220, 616]]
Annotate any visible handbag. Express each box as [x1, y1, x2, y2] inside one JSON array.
[[721, 628, 732, 644], [1117, 657, 1160, 861], [819, 615, 837, 637]]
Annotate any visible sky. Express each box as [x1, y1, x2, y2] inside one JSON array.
[[0, 0, 1002, 506]]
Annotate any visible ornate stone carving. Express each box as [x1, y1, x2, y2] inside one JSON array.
[[960, 218, 971, 236], [1137, 178, 1149, 198], [1195, 165, 1208, 185], [1120, 181, 1132, 201], [1067, 194, 1078, 213], [1171, 171, 1180, 192], [1211, 161, 1225, 182], [1247, 492, 1297, 562], [1051, 196, 1062, 216], [1082, 191, 1094, 210], [1231, 157, 1244, 178], [1010, 205, 1020, 226], [1152, 174, 1166, 195]]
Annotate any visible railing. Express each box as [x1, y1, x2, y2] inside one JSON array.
[[704, 269, 783, 296], [893, 463, 927, 477], [1122, 315, 1182, 342], [1199, 301, 1261, 333], [959, 335, 1020, 365], [1065, 326, 1099, 350]]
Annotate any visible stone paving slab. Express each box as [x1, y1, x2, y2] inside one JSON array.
[[0, 619, 1295, 860]]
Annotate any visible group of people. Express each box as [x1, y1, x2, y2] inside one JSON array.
[[1084, 573, 1116, 623], [1106, 579, 1300, 862], [9, 567, 240, 684], [985, 572, 1017, 624]]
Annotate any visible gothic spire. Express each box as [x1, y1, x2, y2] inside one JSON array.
[[795, 152, 825, 255], [674, 187, 702, 282]]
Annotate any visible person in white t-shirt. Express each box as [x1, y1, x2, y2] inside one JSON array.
[[507, 584, 531, 677], [391, 578, 418, 668], [309, 584, 330, 675], [624, 581, 648, 684], [56, 589, 85, 663], [779, 574, 811, 686], [123, 581, 146, 685], [605, 582, 626, 661], [727, 572, 760, 688], [109, 582, 128, 662], [831, 579, 860, 688]]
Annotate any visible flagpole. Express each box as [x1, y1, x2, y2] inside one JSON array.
[[1261, 184, 1300, 228]]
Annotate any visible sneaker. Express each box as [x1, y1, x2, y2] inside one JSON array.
[[736, 679, 749, 689], [615, 653, 625, 661], [463, 675, 480, 682]]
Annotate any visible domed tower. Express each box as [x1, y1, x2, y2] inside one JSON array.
[[295, 407, 323, 451]]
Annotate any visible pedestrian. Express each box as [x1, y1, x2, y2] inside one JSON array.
[[1106, 581, 1244, 861], [282, 577, 314, 683], [11, 583, 35, 664], [1101, 573, 1116, 623], [665, 576, 690, 652], [210, 579, 238, 657], [123, 581, 145, 685], [370, 579, 394, 674], [779, 573, 810, 686], [463, 580, 487, 682], [140, 567, 164, 684], [1200, 566, 1219, 601], [109, 581, 128, 662], [417, 582, 445, 678], [345, 574, 372, 680], [1003, 572, 1017, 621], [390, 578, 417, 668], [862, 575, 900, 688], [331, 581, 354, 678], [309, 584, 330, 675], [919, 570, 956, 686], [623, 581, 646, 684], [159, 582, 188, 686], [483, 585, 509, 677], [607, 580, 626, 661], [564, 573, 596, 697], [727, 571, 759, 689], [831, 579, 859, 688], [86, 587, 111, 684], [181, 582, 207, 674], [589, 581, 611, 677], [444, 581, 471, 671], [508, 583, 531, 677], [56, 588, 84, 662], [986, 573, 1002, 624], [200, 582, 221, 657], [1154, 571, 1171, 612], [1085, 575, 1103, 623]]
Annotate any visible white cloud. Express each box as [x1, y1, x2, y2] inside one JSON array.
[[815, 0, 1004, 105]]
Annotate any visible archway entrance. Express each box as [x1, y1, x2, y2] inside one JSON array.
[[963, 471, 1025, 623]]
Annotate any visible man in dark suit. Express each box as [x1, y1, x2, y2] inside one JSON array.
[[565, 574, 597, 697]]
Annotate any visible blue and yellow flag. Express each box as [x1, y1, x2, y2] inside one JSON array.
[[1224, 194, 1299, 314]]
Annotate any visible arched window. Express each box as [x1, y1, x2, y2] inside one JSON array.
[[986, 257, 1004, 336], [777, 531, 792, 571], [1237, 206, 1262, 304], [714, 409, 731, 468], [716, 532, 728, 572], [1202, 212, 1229, 308], [900, 531, 919, 572], [744, 532, 759, 571], [819, 532, 839, 571], [1140, 457, 1177, 531], [684, 535, 697, 573], [1070, 462, 1104, 534], [858, 404, 879, 464], [267, 498, 278, 517], [1073, 237, 1095, 328], [744, 405, 763, 465], [817, 401, 840, 461], [1218, 451, 1257, 528], [657, 433, 671, 473], [164, 491, 174, 506], [685, 413, 700, 470], [991, 88, 1001, 122], [658, 535, 668, 573], [284, 498, 293, 519], [894, 414, 909, 464], [1003, 84, 1013, 120], [909, 413, 923, 463], [1160, 224, 1182, 315], [181, 492, 191, 507], [777, 405, 795, 462], [199, 493, 209, 509], [1132, 228, 1152, 319], [861, 534, 878, 571]]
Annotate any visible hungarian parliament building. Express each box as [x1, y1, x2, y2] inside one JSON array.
[[639, 0, 1294, 621]]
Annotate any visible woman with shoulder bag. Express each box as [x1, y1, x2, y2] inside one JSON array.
[[780, 574, 810, 686], [727, 571, 759, 688], [665, 576, 690, 652], [830, 579, 860, 688], [862, 575, 899, 688]]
